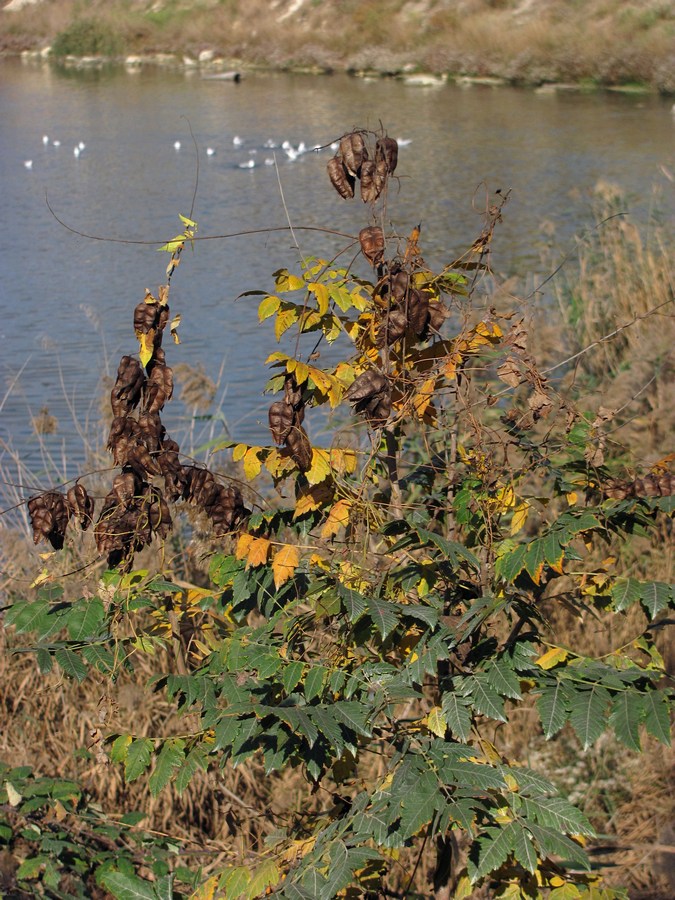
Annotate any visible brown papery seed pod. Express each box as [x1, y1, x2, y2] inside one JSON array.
[[658, 473, 673, 496], [133, 301, 159, 335], [339, 132, 367, 176], [375, 136, 398, 174], [345, 369, 388, 404], [284, 373, 303, 410], [269, 400, 295, 445], [107, 416, 139, 454], [407, 289, 430, 336], [111, 471, 142, 504], [360, 160, 381, 203], [359, 226, 385, 268], [137, 412, 165, 453], [427, 300, 449, 334], [121, 440, 162, 478], [27, 491, 72, 550], [604, 481, 631, 500], [375, 308, 408, 348], [147, 488, 172, 540], [286, 425, 313, 472], [112, 355, 145, 416], [67, 483, 94, 530], [365, 395, 392, 427], [327, 156, 355, 200], [637, 474, 661, 497], [390, 271, 410, 302]]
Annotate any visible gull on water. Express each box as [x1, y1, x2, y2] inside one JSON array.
[[78, 141, 86, 151], [52, 140, 61, 147], [23, 159, 33, 169], [73, 146, 80, 157], [233, 135, 243, 146], [238, 158, 255, 169], [42, 135, 49, 145], [174, 140, 181, 150], [206, 147, 215, 156]]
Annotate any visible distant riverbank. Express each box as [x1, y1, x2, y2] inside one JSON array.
[[2, 0, 674, 93]]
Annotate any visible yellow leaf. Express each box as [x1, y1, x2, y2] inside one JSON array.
[[242, 536, 271, 568], [258, 294, 281, 321], [310, 553, 330, 571], [453, 875, 473, 900], [510, 501, 530, 536], [426, 707, 447, 738], [308, 281, 330, 315], [566, 491, 578, 506], [295, 480, 334, 518], [236, 533, 254, 560], [306, 449, 332, 485], [412, 377, 436, 419], [475, 737, 501, 763], [330, 447, 357, 475], [503, 772, 519, 792], [30, 569, 51, 588], [306, 364, 333, 394], [281, 836, 316, 863], [275, 270, 304, 292], [323, 315, 342, 343], [273, 544, 300, 589], [189, 875, 218, 900], [232, 443, 249, 462], [5, 781, 22, 807], [321, 498, 352, 539], [496, 485, 516, 510], [288, 359, 309, 386], [265, 350, 289, 364], [536, 646, 569, 669], [475, 320, 502, 339], [137, 332, 155, 368], [170, 313, 181, 345], [243, 446, 263, 481], [274, 306, 299, 341]]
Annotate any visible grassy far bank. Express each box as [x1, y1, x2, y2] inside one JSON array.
[[2, 0, 675, 91]]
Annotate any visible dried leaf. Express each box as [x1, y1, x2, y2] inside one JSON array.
[[321, 498, 352, 539], [497, 358, 522, 388], [245, 536, 271, 568], [272, 543, 300, 589]]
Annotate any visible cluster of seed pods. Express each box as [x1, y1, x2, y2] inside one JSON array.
[[604, 472, 675, 500], [268, 374, 312, 472], [327, 132, 398, 203], [27, 293, 248, 569]]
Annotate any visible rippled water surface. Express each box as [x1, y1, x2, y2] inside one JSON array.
[[1, 59, 673, 488]]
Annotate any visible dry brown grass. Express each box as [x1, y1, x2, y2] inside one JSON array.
[[1, 0, 674, 89]]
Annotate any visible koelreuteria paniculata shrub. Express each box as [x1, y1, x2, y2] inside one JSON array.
[[4, 128, 673, 900]]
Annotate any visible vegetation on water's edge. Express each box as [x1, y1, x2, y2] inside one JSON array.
[[2, 0, 675, 92]]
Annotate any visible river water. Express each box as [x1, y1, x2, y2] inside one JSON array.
[[0, 58, 673, 498]]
